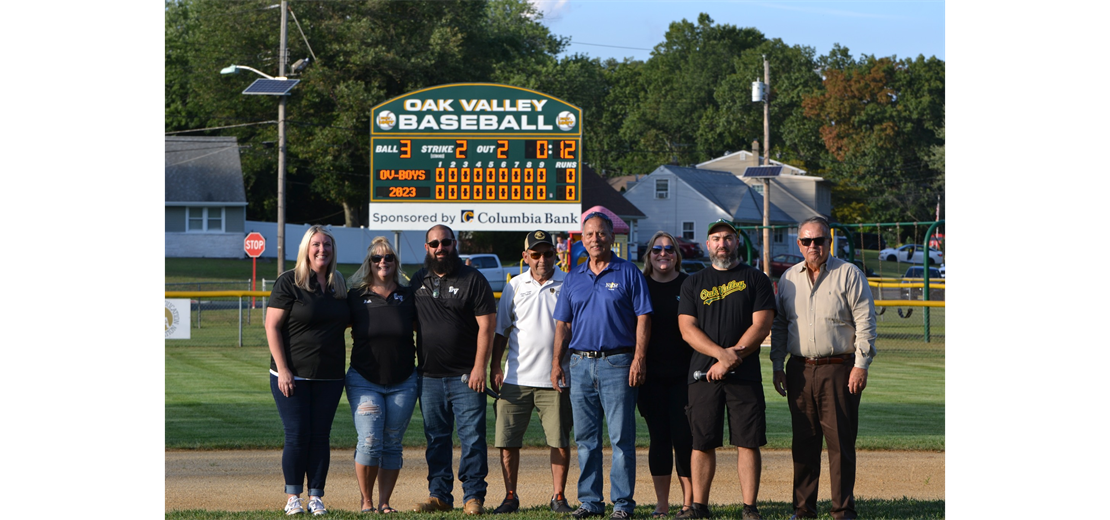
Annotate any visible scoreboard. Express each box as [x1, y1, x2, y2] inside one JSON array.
[[370, 137, 580, 203], [369, 84, 582, 231]]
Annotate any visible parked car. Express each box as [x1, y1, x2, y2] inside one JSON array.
[[681, 259, 706, 273], [770, 254, 804, 277], [673, 236, 704, 259], [459, 254, 522, 293], [877, 244, 943, 265], [901, 266, 944, 301]]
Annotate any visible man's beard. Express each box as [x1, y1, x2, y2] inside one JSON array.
[[425, 248, 461, 276], [710, 248, 738, 270]]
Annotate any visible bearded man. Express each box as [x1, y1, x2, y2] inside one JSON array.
[[410, 225, 497, 516]]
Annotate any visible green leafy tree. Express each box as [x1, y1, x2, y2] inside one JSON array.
[[618, 14, 766, 173], [802, 49, 945, 223]]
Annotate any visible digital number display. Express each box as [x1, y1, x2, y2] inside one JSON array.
[[371, 137, 581, 202]]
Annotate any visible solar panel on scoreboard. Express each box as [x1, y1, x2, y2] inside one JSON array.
[[741, 165, 782, 178], [242, 79, 300, 96]]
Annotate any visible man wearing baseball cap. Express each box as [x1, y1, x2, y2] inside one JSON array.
[[488, 230, 574, 514], [676, 219, 776, 519]]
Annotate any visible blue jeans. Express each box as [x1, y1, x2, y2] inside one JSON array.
[[345, 369, 418, 469], [569, 352, 638, 514], [419, 375, 488, 505], [270, 375, 345, 496]]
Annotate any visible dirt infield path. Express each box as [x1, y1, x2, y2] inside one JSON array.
[[166, 448, 943, 512]]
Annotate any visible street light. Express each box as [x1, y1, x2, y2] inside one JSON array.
[[217, 1, 300, 275]]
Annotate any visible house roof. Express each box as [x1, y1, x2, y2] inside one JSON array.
[[165, 136, 248, 204], [605, 174, 639, 193], [581, 165, 646, 220], [652, 165, 793, 224], [697, 150, 807, 175]]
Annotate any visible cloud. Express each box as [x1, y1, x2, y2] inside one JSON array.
[[527, 0, 572, 20]]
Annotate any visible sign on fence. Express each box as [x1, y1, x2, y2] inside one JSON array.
[[165, 299, 191, 339]]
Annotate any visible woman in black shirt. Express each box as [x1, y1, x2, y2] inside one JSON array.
[[345, 237, 419, 514], [639, 231, 695, 518], [265, 225, 349, 516]]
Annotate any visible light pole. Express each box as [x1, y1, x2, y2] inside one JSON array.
[[220, 0, 295, 275]]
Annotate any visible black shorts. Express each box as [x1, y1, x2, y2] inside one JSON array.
[[686, 379, 767, 450]]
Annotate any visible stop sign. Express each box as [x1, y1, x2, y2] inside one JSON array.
[[244, 232, 266, 258]]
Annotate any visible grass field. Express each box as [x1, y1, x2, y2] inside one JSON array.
[[165, 343, 943, 451], [166, 498, 944, 519], [166, 256, 944, 451]]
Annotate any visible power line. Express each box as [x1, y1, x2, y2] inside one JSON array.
[[165, 121, 277, 134]]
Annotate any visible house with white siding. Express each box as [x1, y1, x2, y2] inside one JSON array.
[[621, 165, 796, 257]]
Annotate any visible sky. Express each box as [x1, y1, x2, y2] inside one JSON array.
[[528, 0, 944, 63]]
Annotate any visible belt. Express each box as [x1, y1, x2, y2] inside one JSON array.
[[571, 348, 634, 358], [795, 354, 854, 365]]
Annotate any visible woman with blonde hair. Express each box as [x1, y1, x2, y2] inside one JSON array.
[[345, 237, 419, 514], [265, 225, 349, 515], [639, 230, 695, 518]]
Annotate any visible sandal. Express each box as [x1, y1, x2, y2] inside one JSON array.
[[651, 511, 669, 518], [379, 505, 398, 514]]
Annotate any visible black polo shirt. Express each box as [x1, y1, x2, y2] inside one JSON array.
[[410, 264, 496, 378], [267, 270, 349, 380], [645, 272, 693, 380], [348, 285, 417, 386], [678, 262, 775, 384]]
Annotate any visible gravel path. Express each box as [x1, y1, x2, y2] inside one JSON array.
[[166, 448, 944, 512]]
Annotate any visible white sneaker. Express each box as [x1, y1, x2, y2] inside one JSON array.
[[307, 496, 327, 515], [284, 496, 304, 515]]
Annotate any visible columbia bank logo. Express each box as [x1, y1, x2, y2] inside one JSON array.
[[461, 210, 475, 223]]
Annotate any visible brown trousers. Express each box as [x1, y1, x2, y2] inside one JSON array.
[[785, 356, 861, 520]]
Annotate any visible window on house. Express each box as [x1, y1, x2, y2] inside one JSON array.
[[186, 207, 224, 232], [774, 228, 785, 243], [752, 183, 763, 194], [655, 179, 669, 199], [682, 222, 695, 240]]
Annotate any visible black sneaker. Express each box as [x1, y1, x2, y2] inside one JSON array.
[[610, 510, 633, 519], [551, 495, 574, 513], [572, 507, 605, 519], [741, 504, 762, 520], [492, 496, 519, 514], [675, 504, 710, 519]]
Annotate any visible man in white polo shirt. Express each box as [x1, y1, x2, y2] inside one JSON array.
[[488, 230, 574, 515]]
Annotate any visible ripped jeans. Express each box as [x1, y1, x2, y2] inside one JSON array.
[[344, 369, 418, 469]]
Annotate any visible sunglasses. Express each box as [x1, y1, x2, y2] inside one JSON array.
[[370, 254, 395, 263], [799, 237, 828, 247], [528, 250, 555, 260], [651, 245, 676, 255], [427, 238, 454, 248]]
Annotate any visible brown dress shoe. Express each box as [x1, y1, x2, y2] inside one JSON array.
[[464, 498, 484, 515], [413, 497, 452, 512]]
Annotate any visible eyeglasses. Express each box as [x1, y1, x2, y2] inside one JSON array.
[[651, 245, 676, 255], [427, 238, 454, 248], [799, 237, 828, 247], [370, 254, 395, 263], [528, 250, 555, 260]]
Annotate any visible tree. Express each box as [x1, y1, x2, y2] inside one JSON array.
[[618, 14, 766, 173], [700, 38, 826, 172], [801, 48, 945, 223], [165, 0, 567, 226]]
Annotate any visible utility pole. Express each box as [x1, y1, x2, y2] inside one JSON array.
[[276, 0, 289, 275], [761, 55, 772, 277]]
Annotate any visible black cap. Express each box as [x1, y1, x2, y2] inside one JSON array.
[[524, 230, 554, 250]]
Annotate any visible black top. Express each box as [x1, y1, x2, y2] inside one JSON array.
[[267, 270, 349, 380], [678, 263, 776, 384], [411, 264, 497, 377], [348, 284, 417, 386], [645, 273, 693, 380]]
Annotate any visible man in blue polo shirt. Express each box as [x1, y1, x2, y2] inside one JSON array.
[[552, 212, 652, 520]]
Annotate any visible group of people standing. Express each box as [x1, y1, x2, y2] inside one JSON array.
[[263, 212, 876, 520]]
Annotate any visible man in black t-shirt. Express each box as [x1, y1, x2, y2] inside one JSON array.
[[410, 225, 497, 515], [676, 219, 776, 520]]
